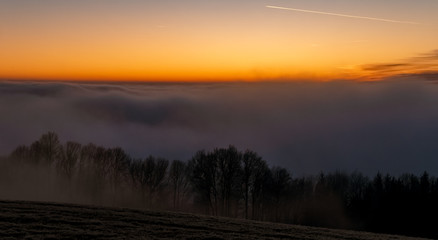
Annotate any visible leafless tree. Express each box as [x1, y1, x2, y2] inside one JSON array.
[[39, 131, 62, 166], [270, 166, 291, 221], [56, 141, 81, 180], [29, 140, 43, 164], [189, 150, 219, 215], [106, 147, 130, 200], [129, 156, 168, 208], [242, 149, 264, 219], [9, 145, 30, 163], [250, 159, 270, 220], [215, 145, 242, 217], [168, 160, 190, 210]]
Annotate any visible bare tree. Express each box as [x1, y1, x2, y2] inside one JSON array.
[[190, 146, 243, 217], [189, 150, 219, 215], [270, 166, 291, 221], [129, 156, 168, 208], [29, 140, 43, 164], [9, 145, 30, 163], [129, 159, 148, 207], [79, 143, 97, 173], [250, 158, 269, 220], [39, 131, 62, 166], [150, 157, 169, 203], [106, 147, 130, 201], [242, 149, 263, 219], [93, 147, 111, 181], [82, 146, 110, 204], [76, 143, 97, 196], [215, 145, 242, 217], [168, 160, 190, 210], [56, 141, 81, 180]]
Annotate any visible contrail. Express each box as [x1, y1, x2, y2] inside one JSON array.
[[266, 5, 420, 25]]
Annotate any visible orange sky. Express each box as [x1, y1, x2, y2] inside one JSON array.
[[1, 0, 437, 81]]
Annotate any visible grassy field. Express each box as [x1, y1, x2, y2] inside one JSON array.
[[0, 200, 428, 240]]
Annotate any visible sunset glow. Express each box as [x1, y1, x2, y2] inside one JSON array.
[[1, 0, 437, 81]]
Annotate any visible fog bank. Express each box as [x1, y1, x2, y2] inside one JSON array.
[[1, 79, 438, 176]]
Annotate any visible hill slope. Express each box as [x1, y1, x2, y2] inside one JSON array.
[[0, 200, 427, 240]]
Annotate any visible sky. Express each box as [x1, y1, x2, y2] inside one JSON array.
[[1, 1, 438, 176], [1, 0, 438, 81]]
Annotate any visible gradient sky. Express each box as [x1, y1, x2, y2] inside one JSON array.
[[1, 0, 438, 81]]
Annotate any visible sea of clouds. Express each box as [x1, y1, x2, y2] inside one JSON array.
[[1, 79, 438, 176]]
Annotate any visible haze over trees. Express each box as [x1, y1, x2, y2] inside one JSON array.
[[1, 132, 438, 239]]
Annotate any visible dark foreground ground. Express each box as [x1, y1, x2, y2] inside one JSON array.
[[0, 200, 428, 240]]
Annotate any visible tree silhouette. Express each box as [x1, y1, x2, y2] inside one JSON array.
[[79, 143, 97, 173], [242, 150, 265, 219], [215, 146, 242, 217], [56, 141, 81, 180], [39, 131, 62, 166], [106, 147, 130, 203], [150, 157, 169, 205], [250, 157, 270, 221], [269, 166, 291, 221], [29, 140, 43, 164], [129, 156, 168, 208], [129, 157, 153, 208], [5, 131, 438, 239], [189, 150, 217, 215], [169, 160, 190, 210], [10, 145, 30, 163]]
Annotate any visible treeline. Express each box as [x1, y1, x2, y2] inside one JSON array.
[[2, 132, 438, 238]]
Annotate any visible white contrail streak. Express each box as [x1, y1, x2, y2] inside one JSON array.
[[266, 5, 420, 25]]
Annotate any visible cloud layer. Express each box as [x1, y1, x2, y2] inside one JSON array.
[[1, 80, 438, 176], [361, 49, 438, 80]]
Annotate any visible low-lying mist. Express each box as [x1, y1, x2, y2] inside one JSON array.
[[1, 79, 438, 176], [2, 133, 438, 238]]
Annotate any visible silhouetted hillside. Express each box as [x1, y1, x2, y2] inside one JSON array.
[[0, 200, 428, 240]]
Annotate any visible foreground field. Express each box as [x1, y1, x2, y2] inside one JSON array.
[[0, 200, 427, 240]]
